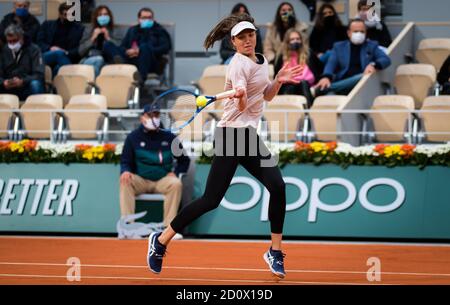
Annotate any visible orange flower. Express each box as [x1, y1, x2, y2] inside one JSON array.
[[22, 140, 37, 152], [103, 143, 116, 152], [0, 141, 12, 151], [294, 141, 310, 152], [75, 144, 93, 152], [401, 144, 416, 157], [374, 144, 389, 155], [326, 141, 337, 151]]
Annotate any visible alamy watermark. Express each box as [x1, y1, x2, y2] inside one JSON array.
[[66, 257, 81, 282], [66, 0, 81, 22], [366, 257, 381, 282], [364, 0, 381, 22]]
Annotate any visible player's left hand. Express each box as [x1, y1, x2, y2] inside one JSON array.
[[276, 63, 304, 84]]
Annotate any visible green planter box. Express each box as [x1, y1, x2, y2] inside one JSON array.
[[188, 164, 450, 240]]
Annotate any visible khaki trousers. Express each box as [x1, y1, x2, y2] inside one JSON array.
[[120, 173, 182, 227]]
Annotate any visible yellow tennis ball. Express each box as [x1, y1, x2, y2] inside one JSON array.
[[196, 96, 208, 107]]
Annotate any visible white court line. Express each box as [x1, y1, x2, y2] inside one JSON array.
[[1, 262, 450, 278], [1, 235, 450, 247], [0, 273, 391, 285]]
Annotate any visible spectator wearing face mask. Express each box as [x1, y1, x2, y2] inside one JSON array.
[[113, 7, 171, 83], [0, 24, 44, 100], [264, 2, 309, 64], [78, 5, 121, 76], [309, 3, 347, 63], [0, 0, 41, 44], [312, 19, 391, 97], [274, 28, 323, 107], [37, 2, 84, 76], [119, 103, 190, 239], [356, 0, 392, 49]]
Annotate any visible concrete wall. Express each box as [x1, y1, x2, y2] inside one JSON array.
[[402, 0, 450, 22]]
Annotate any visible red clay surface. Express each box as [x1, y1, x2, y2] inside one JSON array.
[[0, 236, 449, 285]]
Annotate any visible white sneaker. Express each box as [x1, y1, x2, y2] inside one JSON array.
[[173, 233, 184, 240]]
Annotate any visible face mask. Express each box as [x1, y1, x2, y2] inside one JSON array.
[[281, 11, 294, 23], [140, 19, 154, 29], [289, 42, 302, 51], [144, 117, 160, 130], [350, 32, 366, 45], [15, 7, 29, 17], [97, 15, 110, 26], [8, 41, 22, 52], [323, 15, 335, 25]]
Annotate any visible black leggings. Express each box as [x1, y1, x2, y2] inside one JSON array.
[[171, 127, 286, 234]]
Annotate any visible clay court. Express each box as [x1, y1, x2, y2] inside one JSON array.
[[0, 236, 449, 285]]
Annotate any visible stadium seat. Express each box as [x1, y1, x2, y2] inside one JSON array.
[[63, 94, 108, 141], [46, 0, 66, 20], [416, 38, 450, 71], [44, 65, 53, 92], [370, 95, 415, 143], [309, 95, 348, 142], [53, 64, 96, 105], [394, 64, 437, 109], [419, 95, 450, 142], [268, 64, 275, 80], [20, 94, 63, 140], [264, 95, 305, 142], [0, 94, 19, 139], [198, 65, 227, 96], [96, 64, 139, 109], [170, 94, 210, 142]]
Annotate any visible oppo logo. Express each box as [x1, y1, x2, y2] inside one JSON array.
[[220, 177, 406, 222]]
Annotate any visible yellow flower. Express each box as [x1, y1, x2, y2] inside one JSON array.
[[310, 142, 326, 153], [10, 143, 18, 152], [83, 152, 93, 160], [384, 145, 403, 158]]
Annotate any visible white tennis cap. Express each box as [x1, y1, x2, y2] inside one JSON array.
[[231, 21, 256, 37]]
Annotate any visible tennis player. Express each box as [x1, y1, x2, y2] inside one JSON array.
[[147, 13, 303, 279]]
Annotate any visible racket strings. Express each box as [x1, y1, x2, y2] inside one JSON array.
[[154, 92, 197, 130]]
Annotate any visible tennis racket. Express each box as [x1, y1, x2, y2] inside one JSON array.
[[151, 88, 236, 132]]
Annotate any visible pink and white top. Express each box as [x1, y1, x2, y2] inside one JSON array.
[[217, 52, 271, 129]]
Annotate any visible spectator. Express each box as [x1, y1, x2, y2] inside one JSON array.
[[80, 0, 96, 24], [264, 2, 309, 64], [274, 28, 323, 107], [438, 55, 450, 95], [312, 19, 391, 96], [37, 2, 84, 76], [309, 3, 347, 63], [78, 5, 121, 76], [219, 3, 263, 64], [114, 7, 171, 83], [356, 0, 392, 49], [0, 24, 44, 100], [0, 0, 40, 44], [300, 0, 317, 22], [120, 103, 190, 239]]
